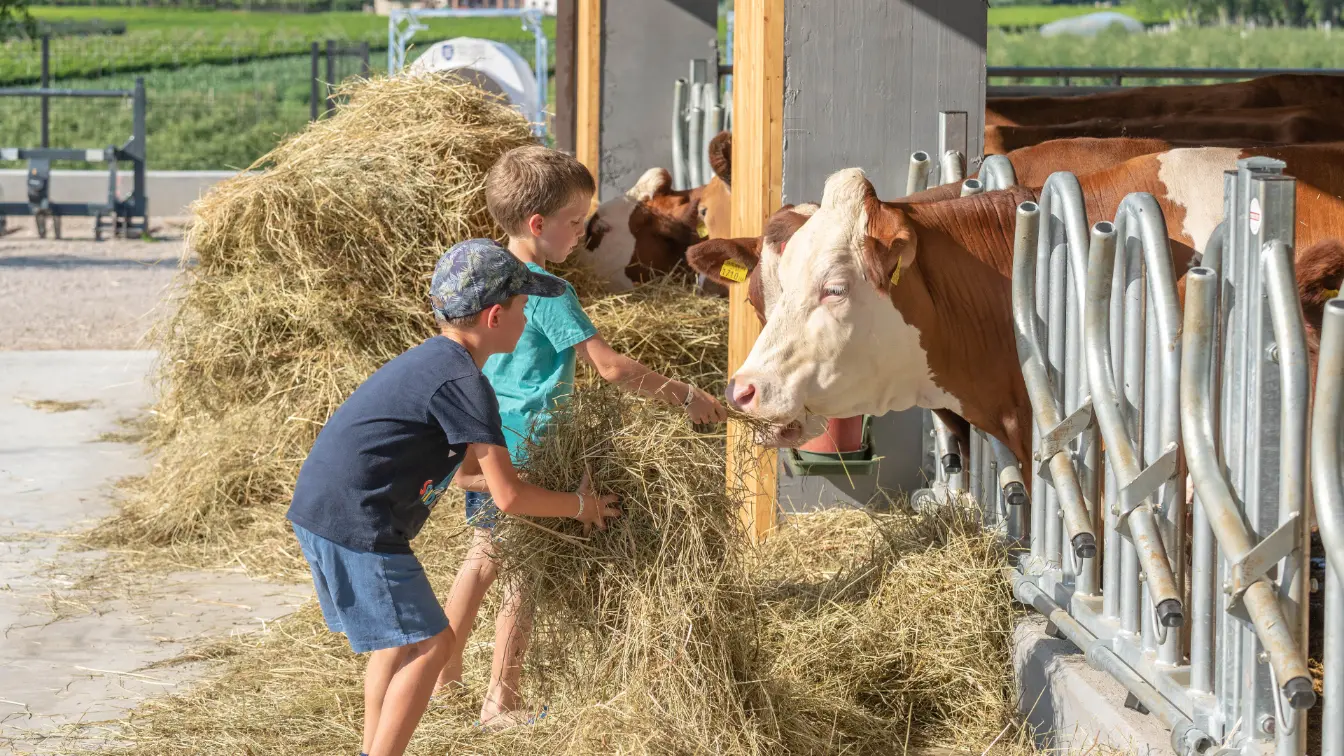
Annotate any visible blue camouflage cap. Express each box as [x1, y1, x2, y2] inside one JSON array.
[[429, 238, 568, 320]]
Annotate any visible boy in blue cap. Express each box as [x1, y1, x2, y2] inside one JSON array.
[[286, 238, 621, 756], [433, 145, 727, 729]]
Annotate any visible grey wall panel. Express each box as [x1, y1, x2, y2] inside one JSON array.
[[598, 0, 718, 202], [778, 0, 987, 501]]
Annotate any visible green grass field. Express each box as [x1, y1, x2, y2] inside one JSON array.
[[986, 4, 1158, 26], [4, 8, 1344, 171]]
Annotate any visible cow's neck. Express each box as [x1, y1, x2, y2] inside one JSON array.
[[884, 190, 1036, 464]]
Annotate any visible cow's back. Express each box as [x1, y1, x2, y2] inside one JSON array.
[[986, 73, 1344, 128]]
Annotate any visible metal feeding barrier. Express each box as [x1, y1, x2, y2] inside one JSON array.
[[0, 77, 147, 240], [670, 55, 728, 191], [1001, 157, 1330, 755]]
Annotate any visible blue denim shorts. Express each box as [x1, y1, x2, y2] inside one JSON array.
[[465, 491, 504, 531], [291, 523, 449, 654]]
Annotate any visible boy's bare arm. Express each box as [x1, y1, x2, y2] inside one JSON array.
[[451, 444, 489, 492], [574, 334, 727, 424], [474, 444, 620, 530]]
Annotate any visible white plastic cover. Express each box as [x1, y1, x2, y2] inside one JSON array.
[[406, 37, 540, 126], [1039, 11, 1145, 38]]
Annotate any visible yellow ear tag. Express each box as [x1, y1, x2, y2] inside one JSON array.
[[696, 219, 709, 239], [719, 259, 748, 283], [1325, 289, 1341, 299], [890, 265, 902, 288]]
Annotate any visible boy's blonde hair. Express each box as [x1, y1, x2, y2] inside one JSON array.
[[485, 145, 596, 236]]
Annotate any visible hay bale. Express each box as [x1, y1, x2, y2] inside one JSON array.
[[87, 75, 537, 575]]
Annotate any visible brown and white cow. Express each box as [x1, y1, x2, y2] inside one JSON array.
[[694, 146, 1344, 464], [576, 131, 733, 293]]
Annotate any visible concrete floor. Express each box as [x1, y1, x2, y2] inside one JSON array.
[[0, 350, 308, 754]]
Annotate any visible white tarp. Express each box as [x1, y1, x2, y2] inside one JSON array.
[[1039, 11, 1145, 38], [406, 37, 541, 126]]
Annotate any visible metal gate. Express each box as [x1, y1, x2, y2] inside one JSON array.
[[1003, 159, 1330, 755]]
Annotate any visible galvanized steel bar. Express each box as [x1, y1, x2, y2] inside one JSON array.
[[940, 150, 964, 187], [980, 155, 1016, 192], [1012, 199, 1097, 561], [1314, 298, 1344, 756], [1263, 237, 1312, 755], [1190, 228, 1224, 694], [701, 84, 719, 182], [686, 82, 705, 188], [1182, 267, 1316, 717], [969, 429, 984, 506], [1084, 213, 1184, 634], [906, 151, 931, 196], [960, 178, 984, 198], [671, 79, 688, 191]]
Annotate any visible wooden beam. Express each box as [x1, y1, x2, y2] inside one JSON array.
[[552, 0, 578, 154], [727, 0, 784, 544], [575, 0, 602, 195]]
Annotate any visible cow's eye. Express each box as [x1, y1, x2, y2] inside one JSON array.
[[822, 283, 848, 301]]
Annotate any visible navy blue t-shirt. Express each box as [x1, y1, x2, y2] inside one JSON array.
[[286, 336, 507, 554]]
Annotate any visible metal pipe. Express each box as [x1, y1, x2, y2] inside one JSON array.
[[940, 150, 964, 186], [1314, 298, 1344, 756], [671, 79, 688, 191], [686, 83, 705, 188], [969, 429, 984, 505], [960, 178, 983, 198], [1084, 219, 1184, 628], [1011, 571, 1215, 756], [906, 151, 931, 196], [1012, 200, 1097, 560], [980, 155, 1017, 191], [701, 84, 718, 182], [1182, 267, 1316, 711], [0, 87, 135, 98]]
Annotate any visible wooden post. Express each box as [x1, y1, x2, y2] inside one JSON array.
[[728, 0, 784, 543], [553, 0, 578, 154], [575, 0, 602, 199]]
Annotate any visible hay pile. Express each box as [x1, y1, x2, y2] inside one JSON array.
[[87, 75, 537, 575], [91, 385, 1023, 756]]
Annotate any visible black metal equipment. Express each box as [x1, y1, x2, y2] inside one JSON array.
[[0, 77, 148, 240]]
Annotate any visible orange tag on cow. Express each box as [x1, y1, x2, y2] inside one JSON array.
[[719, 259, 748, 283]]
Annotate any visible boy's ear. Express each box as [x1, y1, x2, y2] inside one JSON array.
[[526, 213, 546, 238]]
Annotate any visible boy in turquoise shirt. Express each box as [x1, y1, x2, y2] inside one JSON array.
[[437, 146, 727, 729]]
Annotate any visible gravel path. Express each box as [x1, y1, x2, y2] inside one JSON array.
[[0, 217, 190, 350]]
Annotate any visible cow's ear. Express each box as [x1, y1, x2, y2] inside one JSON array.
[[627, 167, 673, 202], [862, 204, 917, 293], [707, 130, 731, 185], [687, 236, 762, 286]]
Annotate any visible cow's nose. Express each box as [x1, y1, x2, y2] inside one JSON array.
[[725, 378, 757, 411]]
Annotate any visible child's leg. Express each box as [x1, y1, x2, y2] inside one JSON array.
[[436, 527, 499, 689], [363, 645, 409, 755], [367, 628, 454, 756], [480, 577, 534, 722]]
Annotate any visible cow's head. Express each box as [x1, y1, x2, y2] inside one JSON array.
[[577, 167, 703, 292], [718, 168, 951, 446]]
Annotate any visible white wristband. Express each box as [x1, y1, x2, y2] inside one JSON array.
[[576, 492, 586, 519], [682, 384, 696, 409]]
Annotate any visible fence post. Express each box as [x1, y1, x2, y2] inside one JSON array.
[[40, 34, 50, 149], [361, 41, 371, 77], [310, 41, 319, 122], [325, 40, 336, 116]]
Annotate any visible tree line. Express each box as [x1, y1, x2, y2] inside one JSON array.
[[1133, 0, 1342, 24]]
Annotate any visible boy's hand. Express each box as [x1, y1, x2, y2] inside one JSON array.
[[685, 386, 728, 426], [575, 472, 621, 534]]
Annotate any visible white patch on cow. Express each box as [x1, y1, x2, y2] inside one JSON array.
[[627, 167, 671, 202], [732, 168, 949, 426], [577, 197, 637, 292], [1156, 148, 1241, 253]]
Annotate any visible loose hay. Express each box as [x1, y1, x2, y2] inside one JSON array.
[[85, 74, 537, 577], [76, 70, 1027, 756], [86, 385, 1023, 755]]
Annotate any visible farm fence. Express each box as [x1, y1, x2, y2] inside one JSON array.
[[956, 153, 1341, 755]]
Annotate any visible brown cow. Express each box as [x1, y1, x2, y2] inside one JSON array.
[[985, 105, 1344, 154], [576, 133, 733, 293], [691, 146, 1344, 463], [986, 73, 1344, 128]]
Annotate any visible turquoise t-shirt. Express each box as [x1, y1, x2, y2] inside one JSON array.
[[483, 262, 598, 463]]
